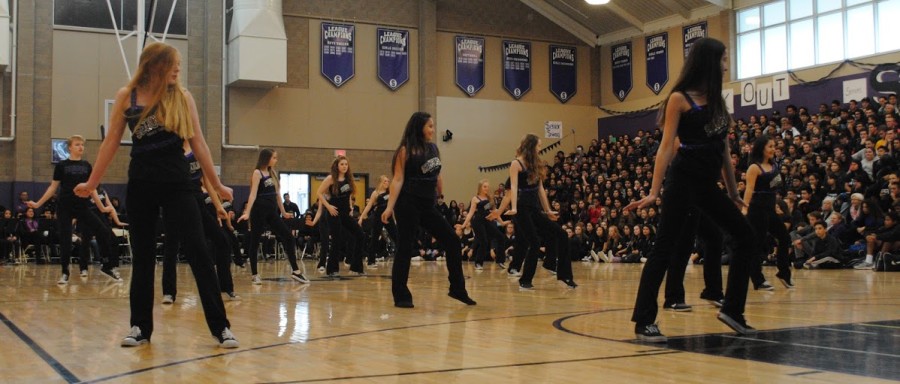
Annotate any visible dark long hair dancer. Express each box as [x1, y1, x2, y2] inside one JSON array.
[[462, 179, 507, 270], [316, 155, 367, 276], [381, 112, 476, 308], [74, 42, 237, 348], [495, 134, 576, 290], [29, 135, 121, 284], [359, 175, 397, 266], [237, 149, 308, 285], [744, 135, 794, 289], [624, 37, 756, 342], [161, 141, 240, 304]]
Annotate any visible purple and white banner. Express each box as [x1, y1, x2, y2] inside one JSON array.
[[683, 21, 707, 59], [455, 36, 485, 97], [376, 28, 409, 91], [502, 40, 531, 100], [611, 42, 632, 102], [321, 23, 355, 88], [645, 32, 668, 95], [549, 45, 577, 103]]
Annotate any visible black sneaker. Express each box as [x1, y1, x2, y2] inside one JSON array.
[[448, 291, 477, 305], [121, 326, 149, 347], [519, 282, 534, 290], [291, 272, 310, 284], [717, 312, 758, 335], [664, 302, 693, 312], [700, 292, 724, 308], [754, 281, 775, 291], [559, 279, 578, 289], [100, 266, 123, 282], [635, 324, 667, 343], [394, 301, 414, 308], [496, 262, 507, 269], [215, 327, 239, 348], [776, 274, 795, 289]]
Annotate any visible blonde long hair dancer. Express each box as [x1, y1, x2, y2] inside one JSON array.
[[359, 175, 397, 266], [461, 179, 508, 270], [74, 42, 238, 348]]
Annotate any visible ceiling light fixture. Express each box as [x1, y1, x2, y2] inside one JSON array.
[[585, 0, 610, 4]]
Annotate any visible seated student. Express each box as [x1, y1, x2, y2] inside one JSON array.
[[826, 212, 854, 248], [791, 212, 823, 266], [855, 211, 900, 270], [18, 208, 45, 261], [1, 209, 18, 262], [38, 209, 60, 262], [803, 222, 844, 269]]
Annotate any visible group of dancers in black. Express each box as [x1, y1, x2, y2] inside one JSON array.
[[34, 37, 779, 349]]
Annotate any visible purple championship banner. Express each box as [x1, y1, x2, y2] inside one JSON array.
[[321, 22, 355, 88], [502, 40, 531, 100], [549, 45, 577, 103], [611, 42, 632, 102], [683, 21, 707, 58], [455, 36, 485, 97], [376, 28, 409, 91], [645, 32, 668, 95]]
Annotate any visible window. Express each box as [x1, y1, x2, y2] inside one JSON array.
[[736, 0, 900, 79], [54, 0, 187, 35]]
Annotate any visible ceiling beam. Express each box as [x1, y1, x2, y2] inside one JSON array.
[[519, 0, 599, 46], [604, 2, 643, 31], [705, 0, 733, 8], [660, 1, 691, 20]]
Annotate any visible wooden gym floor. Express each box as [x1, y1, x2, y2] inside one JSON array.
[[0, 259, 897, 383]]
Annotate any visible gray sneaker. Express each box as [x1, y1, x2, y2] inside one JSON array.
[[121, 326, 149, 347], [853, 262, 874, 270]]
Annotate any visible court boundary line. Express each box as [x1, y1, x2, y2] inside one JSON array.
[[0, 310, 81, 384]]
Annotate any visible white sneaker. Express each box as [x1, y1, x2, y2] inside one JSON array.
[[162, 294, 174, 304], [57, 274, 69, 285], [121, 326, 149, 347], [853, 262, 874, 270], [411, 256, 424, 261], [215, 327, 239, 349], [251, 275, 262, 285], [475, 264, 484, 271], [317, 266, 326, 273], [80, 269, 88, 277], [225, 292, 241, 301]]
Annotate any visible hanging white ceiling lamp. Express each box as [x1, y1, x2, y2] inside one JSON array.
[[585, 0, 610, 4]]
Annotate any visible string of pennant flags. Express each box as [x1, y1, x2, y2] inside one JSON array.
[[476, 134, 566, 173]]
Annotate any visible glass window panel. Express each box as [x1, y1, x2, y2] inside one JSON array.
[[738, 7, 761, 32], [764, 26, 787, 74], [790, 0, 813, 19], [764, 1, 786, 26], [878, 0, 900, 52], [846, 0, 871, 6], [54, 0, 123, 30], [846, 5, 874, 58], [817, 12, 844, 63], [738, 32, 762, 78], [817, 0, 841, 13], [789, 19, 815, 69]]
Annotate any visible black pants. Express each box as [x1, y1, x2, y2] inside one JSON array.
[[392, 194, 467, 304], [247, 200, 298, 275], [632, 172, 755, 327], [665, 209, 724, 304], [508, 235, 526, 272], [126, 180, 229, 340], [324, 212, 366, 274], [58, 203, 116, 274], [162, 194, 235, 297], [747, 200, 792, 286], [367, 214, 397, 262], [513, 206, 573, 284], [472, 218, 505, 265]]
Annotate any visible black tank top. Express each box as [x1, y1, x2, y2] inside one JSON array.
[[124, 89, 191, 184], [750, 162, 781, 206], [255, 170, 277, 204], [474, 196, 492, 220], [330, 178, 353, 214], [403, 143, 441, 200], [670, 93, 728, 182], [373, 191, 389, 214], [516, 159, 541, 209]]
